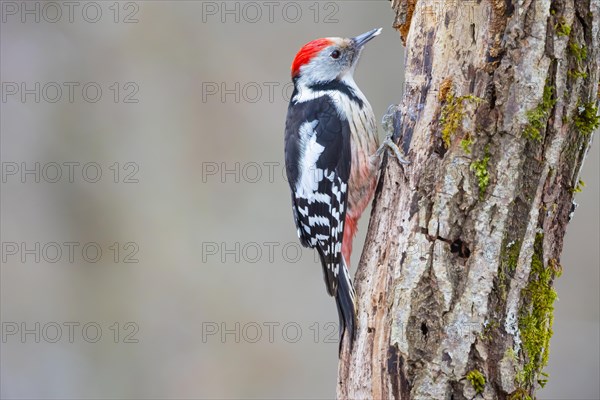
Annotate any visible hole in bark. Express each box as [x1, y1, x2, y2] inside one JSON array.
[[442, 351, 452, 365], [450, 239, 471, 258], [420, 322, 428, 336], [434, 141, 448, 158], [486, 53, 501, 64], [367, 327, 374, 333], [506, 0, 515, 15], [486, 82, 497, 109]]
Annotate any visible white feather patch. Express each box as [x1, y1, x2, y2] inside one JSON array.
[[308, 215, 330, 227], [295, 120, 324, 198]]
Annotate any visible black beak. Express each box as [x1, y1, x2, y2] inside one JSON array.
[[352, 28, 382, 48]]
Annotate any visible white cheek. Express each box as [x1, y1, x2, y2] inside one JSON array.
[[300, 54, 339, 83]]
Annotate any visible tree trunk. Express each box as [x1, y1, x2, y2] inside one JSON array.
[[337, 0, 599, 399]]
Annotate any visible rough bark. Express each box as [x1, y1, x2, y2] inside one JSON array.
[[338, 0, 599, 399]]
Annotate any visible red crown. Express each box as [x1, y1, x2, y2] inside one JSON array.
[[291, 38, 333, 77]]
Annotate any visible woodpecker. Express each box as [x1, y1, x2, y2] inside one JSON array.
[[284, 28, 402, 349]]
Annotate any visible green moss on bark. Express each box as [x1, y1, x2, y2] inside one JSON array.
[[460, 133, 473, 154], [569, 42, 587, 64], [440, 90, 481, 148], [573, 102, 600, 136], [508, 388, 533, 400], [498, 239, 522, 300], [466, 369, 486, 395], [568, 42, 588, 79], [523, 84, 557, 141], [570, 178, 585, 193], [470, 145, 491, 199], [555, 18, 571, 36], [517, 233, 561, 390]]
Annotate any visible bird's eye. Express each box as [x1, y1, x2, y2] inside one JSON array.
[[330, 50, 341, 59]]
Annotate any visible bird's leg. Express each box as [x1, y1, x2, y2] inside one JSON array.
[[371, 105, 410, 165]]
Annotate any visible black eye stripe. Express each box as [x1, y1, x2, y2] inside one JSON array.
[[330, 50, 341, 59]]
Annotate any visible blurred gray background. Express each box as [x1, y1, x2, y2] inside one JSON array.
[[0, 1, 598, 399]]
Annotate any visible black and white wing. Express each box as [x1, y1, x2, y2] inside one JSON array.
[[284, 95, 351, 297]]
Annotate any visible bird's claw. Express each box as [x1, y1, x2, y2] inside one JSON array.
[[375, 104, 410, 165], [373, 136, 411, 165]]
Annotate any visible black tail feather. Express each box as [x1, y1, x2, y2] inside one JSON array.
[[335, 257, 356, 354]]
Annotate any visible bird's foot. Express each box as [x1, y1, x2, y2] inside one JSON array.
[[372, 136, 410, 165], [373, 104, 410, 165]]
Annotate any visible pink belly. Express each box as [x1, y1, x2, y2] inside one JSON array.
[[342, 144, 379, 265]]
